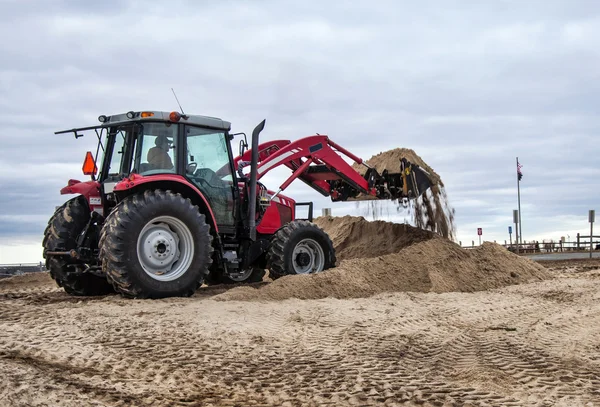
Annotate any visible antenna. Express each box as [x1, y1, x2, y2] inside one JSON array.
[[171, 88, 185, 114]]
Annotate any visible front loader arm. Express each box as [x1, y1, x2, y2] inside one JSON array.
[[233, 138, 331, 197], [234, 135, 432, 202]]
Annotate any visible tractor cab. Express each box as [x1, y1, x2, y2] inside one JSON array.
[[59, 111, 250, 233]]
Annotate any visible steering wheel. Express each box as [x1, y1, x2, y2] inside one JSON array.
[[186, 162, 198, 174], [194, 167, 227, 188]]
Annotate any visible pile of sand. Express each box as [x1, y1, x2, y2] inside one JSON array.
[[353, 147, 442, 186], [314, 215, 437, 262], [352, 148, 456, 240], [216, 222, 550, 302]]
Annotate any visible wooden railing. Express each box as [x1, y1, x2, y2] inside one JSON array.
[[460, 237, 600, 254]]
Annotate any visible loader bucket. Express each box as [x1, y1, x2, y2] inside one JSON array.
[[360, 158, 433, 202], [399, 158, 432, 199]]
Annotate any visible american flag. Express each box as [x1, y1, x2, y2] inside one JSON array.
[[517, 162, 523, 181]]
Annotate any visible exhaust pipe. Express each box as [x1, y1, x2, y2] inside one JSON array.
[[248, 119, 266, 241]]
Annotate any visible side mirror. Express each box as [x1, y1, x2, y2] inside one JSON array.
[[230, 132, 249, 157], [239, 139, 247, 157]]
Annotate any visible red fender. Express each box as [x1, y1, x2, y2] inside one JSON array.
[[113, 173, 219, 233], [60, 179, 101, 197], [59, 179, 103, 213]]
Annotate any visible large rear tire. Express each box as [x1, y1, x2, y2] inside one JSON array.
[[42, 196, 114, 296], [99, 190, 214, 299], [268, 220, 336, 280]]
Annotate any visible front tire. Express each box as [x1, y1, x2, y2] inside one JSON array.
[[99, 190, 214, 299], [42, 196, 114, 296], [268, 220, 336, 280]]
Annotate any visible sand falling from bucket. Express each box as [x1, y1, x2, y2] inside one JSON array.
[[352, 148, 456, 240]]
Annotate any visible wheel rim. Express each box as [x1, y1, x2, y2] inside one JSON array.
[[136, 216, 194, 282], [292, 238, 325, 274], [227, 268, 254, 282]]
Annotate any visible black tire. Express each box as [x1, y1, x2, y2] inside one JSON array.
[[99, 190, 213, 299], [205, 267, 266, 285], [42, 195, 114, 296], [268, 220, 336, 280]]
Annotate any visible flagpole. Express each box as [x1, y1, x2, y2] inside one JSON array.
[[516, 157, 522, 244]]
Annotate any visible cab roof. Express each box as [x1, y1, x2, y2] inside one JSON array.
[[100, 110, 231, 131]]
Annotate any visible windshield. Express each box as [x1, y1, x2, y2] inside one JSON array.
[[134, 122, 178, 175], [185, 127, 232, 181], [184, 126, 234, 226], [98, 122, 178, 179]]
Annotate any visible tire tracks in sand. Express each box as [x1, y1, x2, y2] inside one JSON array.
[[1, 271, 599, 406]]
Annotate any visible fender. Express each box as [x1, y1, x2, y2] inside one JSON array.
[[113, 173, 219, 233], [60, 179, 103, 212], [60, 179, 101, 197]]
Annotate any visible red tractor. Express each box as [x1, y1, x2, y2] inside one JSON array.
[[43, 110, 432, 298]]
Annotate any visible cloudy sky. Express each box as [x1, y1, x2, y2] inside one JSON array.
[[1, 0, 599, 263]]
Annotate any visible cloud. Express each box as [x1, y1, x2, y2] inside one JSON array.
[[0, 0, 599, 262]]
